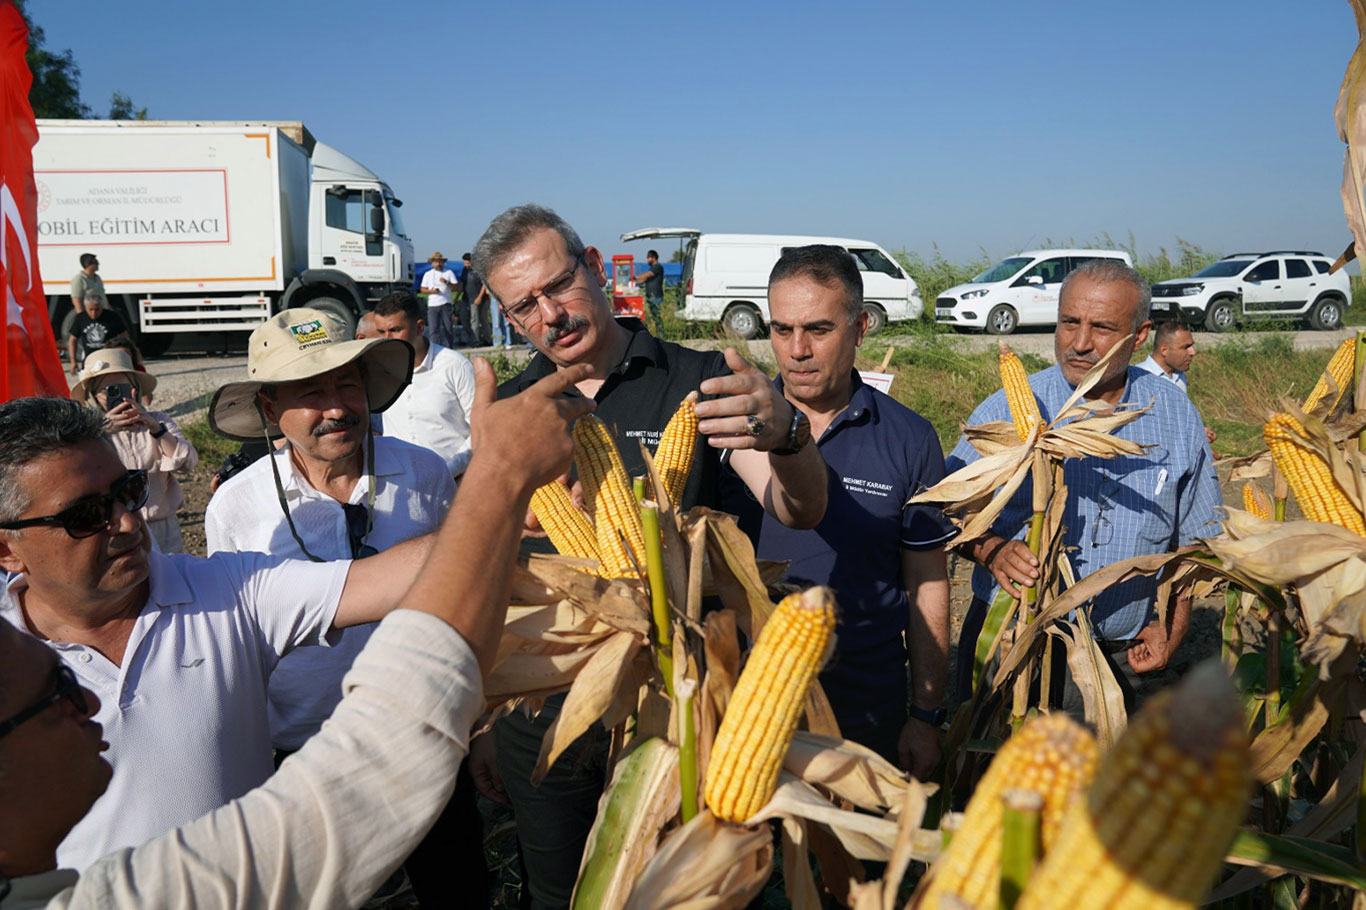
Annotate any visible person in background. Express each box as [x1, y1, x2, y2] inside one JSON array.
[[66, 293, 129, 376], [638, 249, 666, 322], [1136, 321, 1217, 446], [353, 309, 379, 340], [420, 252, 459, 349], [369, 291, 477, 478], [0, 360, 594, 910], [756, 245, 953, 777], [68, 253, 104, 329], [98, 337, 151, 404], [72, 350, 197, 555], [460, 252, 489, 346]]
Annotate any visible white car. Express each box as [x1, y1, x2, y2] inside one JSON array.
[[620, 228, 922, 338], [934, 249, 1133, 334], [1149, 251, 1350, 332]]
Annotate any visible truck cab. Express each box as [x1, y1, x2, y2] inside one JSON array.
[[306, 142, 414, 298]]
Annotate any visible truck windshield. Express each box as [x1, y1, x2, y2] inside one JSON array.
[[974, 257, 1032, 284], [1194, 260, 1251, 278], [385, 193, 409, 240]]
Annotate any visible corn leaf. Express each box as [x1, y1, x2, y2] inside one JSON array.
[[1337, 0, 1366, 266], [784, 731, 914, 813], [781, 817, 821, 910], [622, 810, 773, 910], [532, 630, 644, 783]]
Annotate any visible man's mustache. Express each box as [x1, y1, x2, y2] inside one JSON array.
[[1062, 349, 1099, 366], [542, 315, 589, 346], [314, 415, 360, 436]]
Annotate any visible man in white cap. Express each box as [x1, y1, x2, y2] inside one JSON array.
[[71, 351, 198, 554], [420, 251, 460, 349], [203, 307, 481, 905]]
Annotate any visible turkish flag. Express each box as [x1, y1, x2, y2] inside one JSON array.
[[0, 0, 67, 400]]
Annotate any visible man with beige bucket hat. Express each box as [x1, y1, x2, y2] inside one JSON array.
[[72, 350, 198, 554], [204, 307, 486, 905]]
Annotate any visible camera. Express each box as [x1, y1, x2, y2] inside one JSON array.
[[215, 451, 255, 487]]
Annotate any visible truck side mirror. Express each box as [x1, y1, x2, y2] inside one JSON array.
[[369, 207, 385, 234]]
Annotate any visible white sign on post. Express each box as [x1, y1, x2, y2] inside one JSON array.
[[35, 170, 230, 246], [858, 371, 894, 394]]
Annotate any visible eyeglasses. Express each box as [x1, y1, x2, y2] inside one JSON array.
[[0, 470, 149, 539], [1090, 475, 1120, 548], [502, 253, 588, 325], [342, 502, 377, 559], [0, 664, 89, 740]]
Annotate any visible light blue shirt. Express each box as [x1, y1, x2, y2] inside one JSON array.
[[1135, 354, 1188, 393], [946, 365, 1221, 640]]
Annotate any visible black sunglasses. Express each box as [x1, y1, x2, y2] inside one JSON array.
[[0, 664, 89, 740], [0, 470, 149, 539], [342, 502, 377, 560]]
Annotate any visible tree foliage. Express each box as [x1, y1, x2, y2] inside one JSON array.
[[14, 0, 148, 120]]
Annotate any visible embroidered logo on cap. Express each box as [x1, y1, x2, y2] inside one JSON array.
[[288, 319, 331, 349]]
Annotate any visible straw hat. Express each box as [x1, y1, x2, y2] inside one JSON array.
[[208, 307, 413, 441], [72, 349, 156, 401], [428, 251, 447, 264]]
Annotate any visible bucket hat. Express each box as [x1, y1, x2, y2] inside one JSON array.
[[208, 307, 413, 441], [72, 349, 157, 401], [428, 251, 447, 264]]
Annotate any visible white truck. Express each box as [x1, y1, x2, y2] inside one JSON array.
[[34, 120, 414, 355]]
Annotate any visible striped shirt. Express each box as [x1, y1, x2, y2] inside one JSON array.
[[945, 365, 1221, 641]]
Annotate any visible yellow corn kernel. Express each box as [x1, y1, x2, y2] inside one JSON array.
[[1303, 337, 1355, 413], [530, 482, 600, 565], [1016, 663, 1250, 910], [1264, 413, 1366, 535], [999, 342, 1043, 441], [1241, 482, 1271, 521], [573, 416, 647, 578], [917, 714, 1097, 910], [653, 393, 699, 508], [704, 588, 837, 823]]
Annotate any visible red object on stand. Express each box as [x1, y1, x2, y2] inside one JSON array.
[[610, 254, 644, 319]]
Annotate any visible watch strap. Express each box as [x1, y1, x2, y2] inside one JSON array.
[[772, 406, 810, 456], [907, 704, 946, 726], [151, 422, 167, 438]]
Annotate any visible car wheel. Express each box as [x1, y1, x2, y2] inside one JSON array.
[[985, 304, 1018, 335], [1309, 297, 1344, 331], [863, 304, 887, 335], [301, 296, 358, 337], [1203, 298, 1236, 333], [722, 303, 763, 340]]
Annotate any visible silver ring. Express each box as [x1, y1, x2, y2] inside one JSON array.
[[745, 415, 765, 437]]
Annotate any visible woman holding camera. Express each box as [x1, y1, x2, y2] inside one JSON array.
[[73, 350, 198, 553]]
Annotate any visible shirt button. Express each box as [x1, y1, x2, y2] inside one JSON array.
[[77, 652, 92, 663]]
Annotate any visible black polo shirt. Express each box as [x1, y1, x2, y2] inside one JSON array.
[[499, 320, 758, 546]]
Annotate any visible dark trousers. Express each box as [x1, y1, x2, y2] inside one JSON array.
[[427, 303, 457, 349], [495, 698, 609, 910], [273, 749, 488, 908]]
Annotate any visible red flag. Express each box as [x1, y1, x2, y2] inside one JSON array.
[[1, 1, 67, 400]]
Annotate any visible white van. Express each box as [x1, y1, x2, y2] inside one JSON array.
[[620, 228, 922, 338], [934, 248, 1134, 334]]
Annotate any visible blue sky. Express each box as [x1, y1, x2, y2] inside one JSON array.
[[35, 0, 1361, 266]]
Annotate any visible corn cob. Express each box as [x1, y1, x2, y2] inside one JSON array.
[[653, 393, 699, 508], [1016, 663, 1250, 910], [530, 481, 601, 565], [1240, 482, 1271, 521], [1263, 413, 1366, 535], [999, 342, 1043, 441], [704, 587, 837, 823], [573, 416, 648, 578], [917, 714, 1097, 910], [1302, 336, 1355, 413]]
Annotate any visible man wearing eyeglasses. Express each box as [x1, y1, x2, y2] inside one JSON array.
[[469, 204, 829, 910], [947, 259, 1221, 712], [203, 308, 483, 906], [0, 358, 597, 909], [0, 395, 443, 874]]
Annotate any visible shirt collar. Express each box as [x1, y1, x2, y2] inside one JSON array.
[[517, 319, 665, 390], [1041, 363, 1140, 408], [414, 341, 438, 374], [273, 437, 402, 499], [145, 549, 192, 608], [771, 370, 876, 435]]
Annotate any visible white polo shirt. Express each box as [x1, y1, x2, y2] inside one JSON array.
[[1136, 354, 1188, 393], [1, 549, 349, 871], [380, 342, 477, 476], [204, 434, 454, 750], [420, 267, 459, 307]]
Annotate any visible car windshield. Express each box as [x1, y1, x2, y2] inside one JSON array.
[[973, 257, 1032, 284], [1194, 260, 1250, 278]]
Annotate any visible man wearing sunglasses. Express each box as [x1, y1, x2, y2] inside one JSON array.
[[203, 308, 482, 906], [469, 204, 830, 910], [0, 395, 443, 873], [0, 358, 596, 909]]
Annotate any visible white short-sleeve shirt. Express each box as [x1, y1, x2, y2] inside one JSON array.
[[204, 434, 454, 749], [1135, 354, 1188, 392], [1, 549, 350, 871], [380, 342, 477, 476], [420, 267, 459, 307]]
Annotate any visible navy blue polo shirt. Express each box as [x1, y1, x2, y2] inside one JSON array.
[[756, 373, 956, 725]]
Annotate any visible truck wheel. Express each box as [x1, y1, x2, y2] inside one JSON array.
[[722, 304, 763, 340], [862, 303, 887, 335], [136, 332, 175, 358], [985, 304, 1018, 335], [1309, 297, 1344, 331], [300, 297, 357, 337], [59, 308, 78, 341], [1203, 298, 1237, 332]]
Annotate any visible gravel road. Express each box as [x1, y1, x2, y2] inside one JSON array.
[[112, 327, 1354, 424]]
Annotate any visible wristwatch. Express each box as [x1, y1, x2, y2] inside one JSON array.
[[150, 422, 167, 439], [771, 405, 811, 455], [907, 704, 947, 726]]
